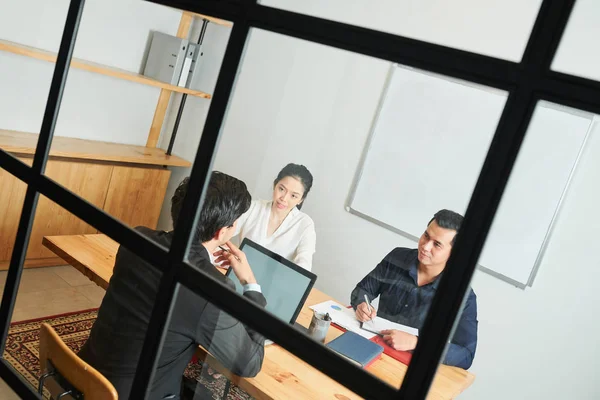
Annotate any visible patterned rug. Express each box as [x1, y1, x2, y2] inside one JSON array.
[[4, 309, 253, 400]]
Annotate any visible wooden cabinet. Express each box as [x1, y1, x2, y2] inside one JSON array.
[[27, 160, 114, 260], [103, 165, 171, 229], [0, 130, 190, 269], [0, 164, 29, 262], [0, 157, 173, 269]]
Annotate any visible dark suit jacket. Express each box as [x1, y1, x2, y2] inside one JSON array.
[[78, 227, 267, 399]]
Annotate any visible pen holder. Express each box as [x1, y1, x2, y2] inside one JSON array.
[[308, 311, 331, 343]]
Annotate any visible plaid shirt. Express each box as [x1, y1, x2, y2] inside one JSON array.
[[351, 247, 477, 369]]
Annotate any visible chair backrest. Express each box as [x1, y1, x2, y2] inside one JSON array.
[[39, 323, 118, 400]]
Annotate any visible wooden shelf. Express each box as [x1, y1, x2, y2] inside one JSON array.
[[184, 11, 233, 27], [0, 129, 192, 167], [0, 39, 212, 99]]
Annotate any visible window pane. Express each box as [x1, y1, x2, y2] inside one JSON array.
[[2, 195, 171, 398], [552, 0, 600, 82], [464, 102, 600, 399], [167, 282, 377, 400], [0, 0, 70, 151], [4, 0, 598, 398], [3, 197, 111, 396], [260, 0, 541, 62], [168, 27, 506, 396], [37, 1, 201, 231]]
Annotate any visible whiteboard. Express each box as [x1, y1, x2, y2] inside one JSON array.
[[348, 65, 593, 288]]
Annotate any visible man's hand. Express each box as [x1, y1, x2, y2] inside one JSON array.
[[213, 241, 256, 285], [355, 302, 377, 322], [381, 329, 418, 351]]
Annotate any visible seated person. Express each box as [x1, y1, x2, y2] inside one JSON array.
[[350, 209, 477, 369], [234, 163, 316, 271], [78, 172, 267, 399]]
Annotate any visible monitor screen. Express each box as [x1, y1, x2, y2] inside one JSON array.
[[226, 239, 316, 324]]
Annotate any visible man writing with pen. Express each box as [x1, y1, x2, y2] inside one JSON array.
[[350, 210, 478, 369]]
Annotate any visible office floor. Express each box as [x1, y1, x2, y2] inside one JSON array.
[[0, 266, 106, 399]]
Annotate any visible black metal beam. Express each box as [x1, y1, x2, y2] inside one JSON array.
[[399, 1, 577, 398], [538, 74, 600, 116], [0, 0, 594, 398], [150, 0, 600, 116], [0, 360, 42, 400], [133, 0, 598, 399], [399, 88, 537, 399], [150, 0, 519, 91], [130, 12, 255, 398], [0, 151, 33, 184], [0, 0, 86, 358]]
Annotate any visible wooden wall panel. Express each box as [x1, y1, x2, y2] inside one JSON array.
[[0, 159, 172, 267], [26, 160, 113, 259], [0, 157, 31, 262], [103, 166, 170, 229]]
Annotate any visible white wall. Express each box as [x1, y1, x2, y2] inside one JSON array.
[[156, 1, 600, 399], [0, 0, 181, 145]]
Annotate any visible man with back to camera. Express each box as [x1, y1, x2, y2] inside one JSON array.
[[350, 209, 478, 369], [78, 172, 267, 399]]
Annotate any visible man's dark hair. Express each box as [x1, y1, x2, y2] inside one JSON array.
[[273, 163, 314, 210], [171, 172, 251, 242], [428, 209, 464, 246]]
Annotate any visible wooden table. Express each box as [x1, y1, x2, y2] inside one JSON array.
[[43, 234, 475, 399]]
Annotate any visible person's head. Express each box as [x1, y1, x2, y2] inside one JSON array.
[[272, 163, 314, 212], [417, 209, 464, 269], [171, 172, 251, 245]]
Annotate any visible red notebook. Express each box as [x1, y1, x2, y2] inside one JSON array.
[[370, 335, 412, 365]]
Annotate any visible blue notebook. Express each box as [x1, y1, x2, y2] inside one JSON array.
[[326, 331, 384, 368]]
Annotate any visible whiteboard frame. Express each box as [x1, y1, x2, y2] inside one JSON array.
[[346, 63, 595, 289]]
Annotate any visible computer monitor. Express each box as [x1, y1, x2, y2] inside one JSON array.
[[225, 238, 317, 325]]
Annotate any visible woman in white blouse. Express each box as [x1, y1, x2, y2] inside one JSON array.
[[234, 163, 316, 271]]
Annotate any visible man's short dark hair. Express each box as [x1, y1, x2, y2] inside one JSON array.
[[428, 209, 464, 246], [171, 172, 251, 242]]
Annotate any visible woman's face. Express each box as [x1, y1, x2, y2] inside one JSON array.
[[272, 176, 305, 213]]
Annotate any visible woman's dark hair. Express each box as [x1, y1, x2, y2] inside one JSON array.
[[273, 163, 314, 210], [171, 172, 251, 242], [428, 209, 464, 246]]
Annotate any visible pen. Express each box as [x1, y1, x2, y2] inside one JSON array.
[[364, 294, 372, 314], [219, 245, 241, 262]]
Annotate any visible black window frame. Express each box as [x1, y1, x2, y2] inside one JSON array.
[[0, 0, 596, 399]]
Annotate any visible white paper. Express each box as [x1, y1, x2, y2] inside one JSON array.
[[362, 317, 419, 336], [309, 300, 375, 339]]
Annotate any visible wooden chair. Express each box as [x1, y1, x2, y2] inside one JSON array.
[[38, 323, 118, 400]]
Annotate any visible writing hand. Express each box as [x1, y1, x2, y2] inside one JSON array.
[[355, 302, 377, 322]]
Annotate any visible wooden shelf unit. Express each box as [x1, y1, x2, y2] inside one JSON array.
[[185, 11, 232, 27], [0, 11, 225, 269], [0, 129, 191, 167], [0, 39, 211, 99], [0, 11, 230, 100], [0, 11, 225, 149]]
